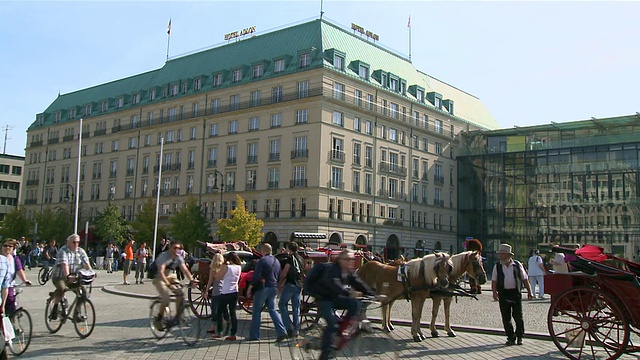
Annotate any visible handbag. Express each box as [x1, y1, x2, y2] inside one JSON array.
[[3, 315, 15, 342]]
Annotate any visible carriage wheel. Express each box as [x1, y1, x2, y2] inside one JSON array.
[[300, 293, 319, 323], [188, 274, 211, 320], [548, 285, 629, 360]]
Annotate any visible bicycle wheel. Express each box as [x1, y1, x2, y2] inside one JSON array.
[[9, 308, 33, 356], [149, 300, 171, 339], [37, 268, 48, 285], [44, 298, 64, 333], [178, 304, 201, 346], [73, 298, 96, 338]]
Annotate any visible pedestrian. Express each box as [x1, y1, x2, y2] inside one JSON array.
[[278, 241, 305, 338], [30, 243, 41, 270], [204, 252, 228, 337], [491, 244, 533, 346], [19, 238, 32, 270], [123, 239, 134, 284], [105, 243, 115, 273], [135, 242, 149, 284], [113, 245, 120, 272], [210, 252, 242, 341], [42, 239, 57, 272], [527, 249, 546, 299], [550, 246, 569, 273], [248, 243, 287, 342]]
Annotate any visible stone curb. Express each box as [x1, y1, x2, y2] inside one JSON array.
[[102, 284, 552, 342]]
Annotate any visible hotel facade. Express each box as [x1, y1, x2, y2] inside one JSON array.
[[22, 19, 496, 256]]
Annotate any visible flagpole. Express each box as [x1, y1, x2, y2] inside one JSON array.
[[408, 16, 412, 61], [166, 18, 171, 62], [152, 137, 164, 259], [74, 118, 82, 234], [320, 0, 324, 19]]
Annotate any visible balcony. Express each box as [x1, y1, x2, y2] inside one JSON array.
[[247, 155, 258, 164], [433, 199, 445, 207], [290, 179, 308, 188], [163, 163, 181, 172], [29, 140, 43, 148], [245, 183, 257, 191], [413, 171, 420, 179], [92, 173, 101, 180], [291, 149, 308, 159], [112, 125, 121, 133], [329, 181, 344, 190], [126, 169, 134, 176], [206, 186, 216, 194], [124, 192, 132, 199], [109, 171, 117, 178], [379, 163, 407, 177], [365, 187, 372, 195], [225, 183, 235, 191], [365, 159, 372, 168], [63, 134, 75, 142], [268, 181, 279, 189], [353, 157, 361, 166], [142, 167, 149, 174], [329, 150, 345, 162], [434, 175, 445, 185], [188, 162, 195, 170], [26, 179, 39, 186], [422, 197, 428, 204], [24, 199, 38, 205], [94, 129, 107, 136], [82, 131, 90, 139], [207, 160, 217, 168], [421, 173, 428, 181], [269, 153, 280, 162], [48, 137, 59, 145], [226, 158, 237, 166], [383, 220, 404, 227], [353, 185, 360, 193], [170, 188, 180, 196]]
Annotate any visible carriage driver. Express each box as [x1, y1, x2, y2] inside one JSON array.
[[304, 250, 375, 360]]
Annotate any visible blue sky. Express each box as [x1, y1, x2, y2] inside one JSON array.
[[1, 1, 639, 156]]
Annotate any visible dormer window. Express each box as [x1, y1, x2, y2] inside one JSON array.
[[53, 112, 61, 123], [150, 89, 156, 101], [117, 98, 124, 108], [194, 78, 202, 91], [334, 54, 344, 71], [299, 53, 311, 68], [213, 73, 223, 87], [232, 69, 242, 83], [434, 97, 441, 109], [381, 73, 387, 87], [132, 93, 140, 105], [252, 64, 263, 78], [358, 65, 369, 80], [100, 100, 109, 112], [390, 78, 398, 92], [68, 108, 76, 119], [274, 59, 285, 73], [84, 105, 92, 116], [170, 84, 179, 96], [37, 115, 44, 126], [182, 82, 187, 94], [416, 89, 424, 102], [443, 99, 454, 115]]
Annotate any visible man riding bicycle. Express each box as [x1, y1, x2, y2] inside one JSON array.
[[304, 250, 375, 360], [49, 234, 92, 320], [152, 241, 197, 331]]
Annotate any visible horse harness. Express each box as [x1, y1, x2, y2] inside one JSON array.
[[398, 253, 448, 301]]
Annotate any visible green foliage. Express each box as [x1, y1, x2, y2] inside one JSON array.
[[0, 207, 33, 240], [130, 198, 167, 246], [94, 204, 130, 246], [215, 195, 264, 247], [170, 196, 210, 252], [34, 207, 72, 243]]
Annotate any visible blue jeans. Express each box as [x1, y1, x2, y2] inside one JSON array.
[[250, 287, 286, 339], [318, 297, 359, 359], [278, 283, 302, 333]]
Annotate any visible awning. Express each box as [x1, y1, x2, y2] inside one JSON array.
[[292, 232, 327, 239]]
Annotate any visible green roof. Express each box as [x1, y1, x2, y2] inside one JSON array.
[[32, 19, 496, 131]]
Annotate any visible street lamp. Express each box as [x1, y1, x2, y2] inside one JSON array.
[[212, 170, 224, 241], [64, 184, 75, 226]]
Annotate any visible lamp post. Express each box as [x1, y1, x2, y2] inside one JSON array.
[[212, 170, 224, 241], [64, 184, 75, 229]]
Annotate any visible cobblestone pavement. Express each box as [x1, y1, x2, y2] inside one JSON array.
[[12, 269, 636, 359]]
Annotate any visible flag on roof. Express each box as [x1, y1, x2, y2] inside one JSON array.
[[407, 16, 411, 28], [167, 19, 172, 35]]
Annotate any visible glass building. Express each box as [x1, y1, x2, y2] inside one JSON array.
[[458, 114, 640, 262]]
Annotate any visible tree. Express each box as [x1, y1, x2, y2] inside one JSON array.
[[0, 207, 33, 240], [170, 196, 209, 252], [34, 207, 72, 243], [94, 204, 130, 247], [130, 198, 167, 247], [216, 195, 264, 247]]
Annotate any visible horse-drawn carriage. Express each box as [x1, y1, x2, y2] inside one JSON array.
[[545, 245, 640, 360]]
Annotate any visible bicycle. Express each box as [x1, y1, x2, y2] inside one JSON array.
[[4, 284, 33, 356], [44, 269, 96, 338], [149, 282, 201, 346], [294, 296, 400, 359], [37, 258, 56, 285]]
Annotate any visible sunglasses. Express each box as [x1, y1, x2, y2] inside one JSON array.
[[72, 241, 80, 244], [173, 246, 183, 250], [2, 244, 14, 248]]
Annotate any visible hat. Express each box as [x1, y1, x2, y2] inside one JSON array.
[[496, 244, 514, 255]]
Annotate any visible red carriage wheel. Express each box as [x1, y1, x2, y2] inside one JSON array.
[[188, 274, 211, 319], [548, 286, 629, 360]]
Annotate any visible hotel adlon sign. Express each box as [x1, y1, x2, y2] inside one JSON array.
[[225, 26, 257, 41]]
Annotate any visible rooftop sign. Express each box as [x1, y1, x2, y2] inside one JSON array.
[[225, 26, 257, 41], [351, 23, 379, 41]]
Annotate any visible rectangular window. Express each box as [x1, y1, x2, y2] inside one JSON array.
[[209, 123, 219, 137], [270, 113, 281, 128], [207, 147, 217, 167], [365, 120, 372, 135], [354, 89, 363, 107], [252, 64, 263, 78], [227, 145, 237, 166], [269, 139, 280, 161], [112, 140, 119, 152], [250, 90, 260, 107], [334, 55, 344, 70], [246, 170, 257, 190], [353, 143, 361, 165], [358, 65, 369, 79], [128, 137, 136, 149], [229, 95, 239, 111], [132, 93, 140, 104], [211, 98, 220, 114], [194, 78, 202, 91], [117, 98, 124, 108], [365, 146, 373, 167], [232, 69, 242, 82], [290, 198, 296, 218], [268, 168, 279, 189], [190, 126, 197, 140], [333, 82, 345, 100], [354, 117, 361, 132], [272, 86, 283, 103], [228, 120, 238, 135], [422, 138, 428, 151], [297, 80, 309, 98], [300, 198, 306, 218], [390, 102, 399, 119], [149, 89, 156, 101], [274, 59, 285, 72], [170, 84, 179, 96], [366, 94, 374, 110], [332, 111, 344, 127], [435, 119, 443, 134], [389, 128, 397, 142], [247, 143, 258, 163], [416, 89, 424, 102], [353, 171, 360, 193], [295, 109, 308, 124], [299, 53, 310, 68], [213, 73, 222, 87], [436, 142, 442, 155], [331, 167, 343, 189], [249, 116, 259, 131]]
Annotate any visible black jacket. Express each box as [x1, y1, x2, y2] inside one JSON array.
[[304, 262, 373, 300]]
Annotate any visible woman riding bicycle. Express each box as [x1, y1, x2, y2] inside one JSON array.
[[304, 250, 375, 360], [0, 239, 32, 316], [49, 234, 92, 320], [151, 242, 197, 331]]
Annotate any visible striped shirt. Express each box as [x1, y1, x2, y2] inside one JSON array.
[[0, 255, 12, 290], [54, 246, 89, 278]]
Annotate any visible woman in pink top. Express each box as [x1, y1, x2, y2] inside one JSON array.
[[211, 252, 242, 340]]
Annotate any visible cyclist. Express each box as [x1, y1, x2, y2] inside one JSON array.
[[304, 250, 375, 360], [152, 241, 197, 331], [42, 239, 57, 271], [49, 234, 92, 320], [0, 239, 32, 316]]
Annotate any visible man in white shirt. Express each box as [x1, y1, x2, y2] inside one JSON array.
[[527, 249, 546, 299], [491, 244, 533, 346]]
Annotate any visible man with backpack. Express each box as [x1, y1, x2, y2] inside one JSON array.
[[491, 244, 533, 346], [278, 241, 305, 338]]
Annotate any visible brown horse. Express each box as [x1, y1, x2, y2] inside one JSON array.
[[357, 253, 453, 341], [429, 250, 487, 338]]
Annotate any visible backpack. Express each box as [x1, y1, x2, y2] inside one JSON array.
[[286, 254, 305, 284], [147, 259, 159, 279]]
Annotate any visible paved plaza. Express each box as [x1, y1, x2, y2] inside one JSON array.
[[8, 269, 622, 359]]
